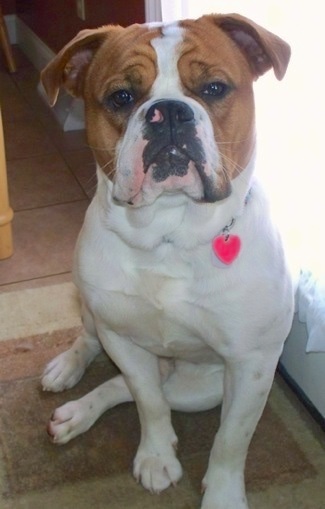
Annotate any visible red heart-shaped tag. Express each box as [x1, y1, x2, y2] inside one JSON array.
[[212, 234, 241, 265]]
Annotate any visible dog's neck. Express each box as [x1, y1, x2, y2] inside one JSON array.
[[95, 158, 255, 251]]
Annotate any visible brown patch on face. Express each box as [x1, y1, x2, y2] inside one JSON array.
[[83, 25, 161, 179], [40, 14, 289, 200], [178, 17, 256, 183]]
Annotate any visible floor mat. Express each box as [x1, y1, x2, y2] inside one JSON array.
[[0, 328, 319, 506]]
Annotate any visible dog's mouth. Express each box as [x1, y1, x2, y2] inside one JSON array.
[[142, 141, 228, 204], [113, 140, 231, 207], [144, 145, 192, 181]]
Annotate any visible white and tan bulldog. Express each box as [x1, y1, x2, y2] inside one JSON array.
[[41, 13, 294, 509]]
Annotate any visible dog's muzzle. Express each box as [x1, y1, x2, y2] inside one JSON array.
[[113, 98, 231, 206], [142, 100, 219, 202]]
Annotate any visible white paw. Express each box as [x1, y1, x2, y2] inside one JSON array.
[[201, 491, 248, 509], [42, 349, 88, 392], [47, 400, 97, 444], [133, 448, 183, 493], [201, 471, 248, 509]]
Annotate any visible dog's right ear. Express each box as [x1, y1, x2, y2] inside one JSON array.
[[40, 26, 117, 106]]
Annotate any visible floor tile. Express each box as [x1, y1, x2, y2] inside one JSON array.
[[7, 153, 87, 210], [1, 91, 34, 123], [11, 60, 41, 93], [62, 148, 97, 198], [14, 77, 88, 152], [3, 117, 57, 160], [0, 69, 19, 97], [30, 97, 88, 153], [6, 62, 88, 154], [0, 273, 73, 293], [50, 126, 88, 153], [0, 201, 89, 286], [9, 45, 35, 70]]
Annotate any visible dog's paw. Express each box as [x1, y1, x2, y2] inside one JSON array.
[[133, 449, 183, 493], [47, 400, 96, 444], [42, 349, 88, 392], [201, 491, 248, 509], [201, 471, 248, 509]]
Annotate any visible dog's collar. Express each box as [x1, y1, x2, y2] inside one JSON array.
[[212, 189, 251, 267]]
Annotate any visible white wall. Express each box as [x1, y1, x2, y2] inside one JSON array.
[[281, 316, 325, 418]]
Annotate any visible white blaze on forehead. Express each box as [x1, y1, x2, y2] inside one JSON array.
[[150, 23, 184, 97]]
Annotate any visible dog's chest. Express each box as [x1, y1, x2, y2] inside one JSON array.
[[76, 228, 225, 360]]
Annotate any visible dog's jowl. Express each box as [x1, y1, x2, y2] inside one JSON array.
[[40, 13, 294, 509]]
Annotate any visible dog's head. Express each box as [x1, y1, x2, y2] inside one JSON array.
[[41, 14, 290, 207]]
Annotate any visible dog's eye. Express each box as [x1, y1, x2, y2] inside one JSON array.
[[201, 82, 230, 100], [108, 89, 134, 109]]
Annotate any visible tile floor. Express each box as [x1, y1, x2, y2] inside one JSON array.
[[0, 46, 96, 291]]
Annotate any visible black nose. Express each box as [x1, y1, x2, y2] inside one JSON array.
[[145, 100, 195, 127]]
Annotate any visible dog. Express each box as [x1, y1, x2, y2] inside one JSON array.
[[40, 13, 294, 509]]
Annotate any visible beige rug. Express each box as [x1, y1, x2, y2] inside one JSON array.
[[0, 283, 324, 509]]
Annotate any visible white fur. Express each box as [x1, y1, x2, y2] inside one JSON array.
[[150, 24, 184, 98], [43, 169, 293, 508], [42, 21, 294, 509]]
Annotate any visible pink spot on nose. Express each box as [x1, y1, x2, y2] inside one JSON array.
[[150, 109, 164, 123]]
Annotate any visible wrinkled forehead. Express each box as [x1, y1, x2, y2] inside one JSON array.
[[90, 18, 244, 99], [145, 19, 245, 82], [144, 19, 244, 97], [88, 21, 184, 99]]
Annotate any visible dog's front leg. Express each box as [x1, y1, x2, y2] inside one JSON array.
[[96, 324, 183, 494], [201, 348, 282, 509]]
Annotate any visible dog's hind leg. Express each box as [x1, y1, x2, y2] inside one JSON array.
[[163, 360, 224, 412], [42, 303, 102, 392]]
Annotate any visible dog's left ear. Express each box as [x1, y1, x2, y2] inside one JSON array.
[[212, 13, 291, 80]]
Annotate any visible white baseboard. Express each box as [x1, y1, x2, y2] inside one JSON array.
[[5, 14, 85, 131], [4, 14, 17, 44], [15, 16, 55, 71], [281, 315, 325, 419]]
